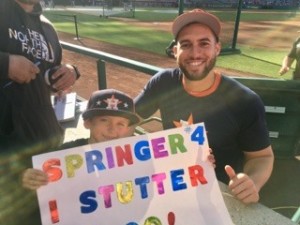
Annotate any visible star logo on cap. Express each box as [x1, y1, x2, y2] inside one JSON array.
[[104, 95, 122, 110]]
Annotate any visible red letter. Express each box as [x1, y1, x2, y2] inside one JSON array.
[[49, 200, 59, 223], [115, 144, 133, 167], [188, 165, 208, 186], [43, 159, 62, 182]]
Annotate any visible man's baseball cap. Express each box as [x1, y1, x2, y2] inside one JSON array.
[[82, 89, 140, 125], [172, 8, 221, 40]]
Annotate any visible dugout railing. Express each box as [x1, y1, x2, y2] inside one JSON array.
[[60, 41, 300, 160]]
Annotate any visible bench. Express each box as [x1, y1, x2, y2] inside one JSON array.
[[235, 77, 300, 159]]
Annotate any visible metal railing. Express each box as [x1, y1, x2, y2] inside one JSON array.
[[60, 41, 161, 90], [60, 40, 300, 159]]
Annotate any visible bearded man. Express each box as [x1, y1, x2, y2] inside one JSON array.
[[134, 9, 274, 205]]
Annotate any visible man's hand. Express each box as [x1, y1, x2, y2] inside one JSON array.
[[279, 56, 294, 76], [279, 66, 289, 75], [8, 55, 40, 83], [225, 165, 259, 204], [51, 64, 78, 91]]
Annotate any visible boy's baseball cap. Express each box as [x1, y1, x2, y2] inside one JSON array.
[[172, 8, 221, 40], [82, 89, 140, 125]]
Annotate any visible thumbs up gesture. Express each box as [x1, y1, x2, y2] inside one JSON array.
[[225, 165, 259, 204]]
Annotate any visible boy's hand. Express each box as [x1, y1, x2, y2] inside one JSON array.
[[22, 168, 48, 190], [207, 148, 216, 168]]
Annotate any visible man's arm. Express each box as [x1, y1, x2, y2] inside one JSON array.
[[225, 146, 274, 204], [279, 56, 295, 75], [243, 145, 274, 191]]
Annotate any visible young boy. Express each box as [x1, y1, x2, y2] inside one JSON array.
[[23, 88, 215, 190], [22, 88, 140, 190]]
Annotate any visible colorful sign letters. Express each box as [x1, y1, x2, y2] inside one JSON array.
[[32, 122, 233, 225]]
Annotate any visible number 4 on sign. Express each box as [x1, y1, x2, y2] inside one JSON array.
[[191, 126, 205, 145]]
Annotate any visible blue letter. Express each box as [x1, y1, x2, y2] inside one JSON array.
[[79, 190, 98, 213], [135, 176, 150, 199], [171, 169, 187, 191], [85, 150, 106, 173], [134, 140, 151, 161]]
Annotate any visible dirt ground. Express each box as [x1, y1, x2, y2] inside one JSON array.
[[58, 14, 300, 99], [60, 31, 178, 99]]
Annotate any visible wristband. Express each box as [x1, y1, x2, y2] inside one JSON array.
[[71, 65, 81, 80]]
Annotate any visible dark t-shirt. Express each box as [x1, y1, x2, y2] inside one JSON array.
[[135, 69, 271, 182], [57, 138, 89, 150]]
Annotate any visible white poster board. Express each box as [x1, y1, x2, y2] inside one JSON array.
[[32, 122, 233, 225], [51, 92, 76, 122]]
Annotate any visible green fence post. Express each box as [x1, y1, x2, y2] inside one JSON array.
[[178, 0, 184, 15], [97, 59, 107, 90], [73, 15, 79, 40], [232, 0, 243, 51]]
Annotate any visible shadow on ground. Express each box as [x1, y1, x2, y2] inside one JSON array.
[[260, 157, 300, 220]]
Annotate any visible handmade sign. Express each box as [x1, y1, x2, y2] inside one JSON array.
[[32, 122, 233, 225]]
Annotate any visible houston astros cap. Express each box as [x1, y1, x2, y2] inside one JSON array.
[[172, 8, 221, 40], [82, 89, 140, 125]]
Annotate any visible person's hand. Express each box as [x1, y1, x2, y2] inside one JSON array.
[[225, 165, 259, 204], [51, 64, 78, 91], [22, 168, 48, 190], [55, 86, 73, 100], [8, 55, 40, 83], [207, 148, 216, 168], [279, 66, 289, 75]]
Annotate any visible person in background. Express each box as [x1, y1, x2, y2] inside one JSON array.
[[279, 35, 300, 80], [134, 8, 274, 204], [0, 0, 81, 151], [0, 0, 80, 224]]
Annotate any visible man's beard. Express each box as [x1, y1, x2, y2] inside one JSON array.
[[179, 56, 217, 81]]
